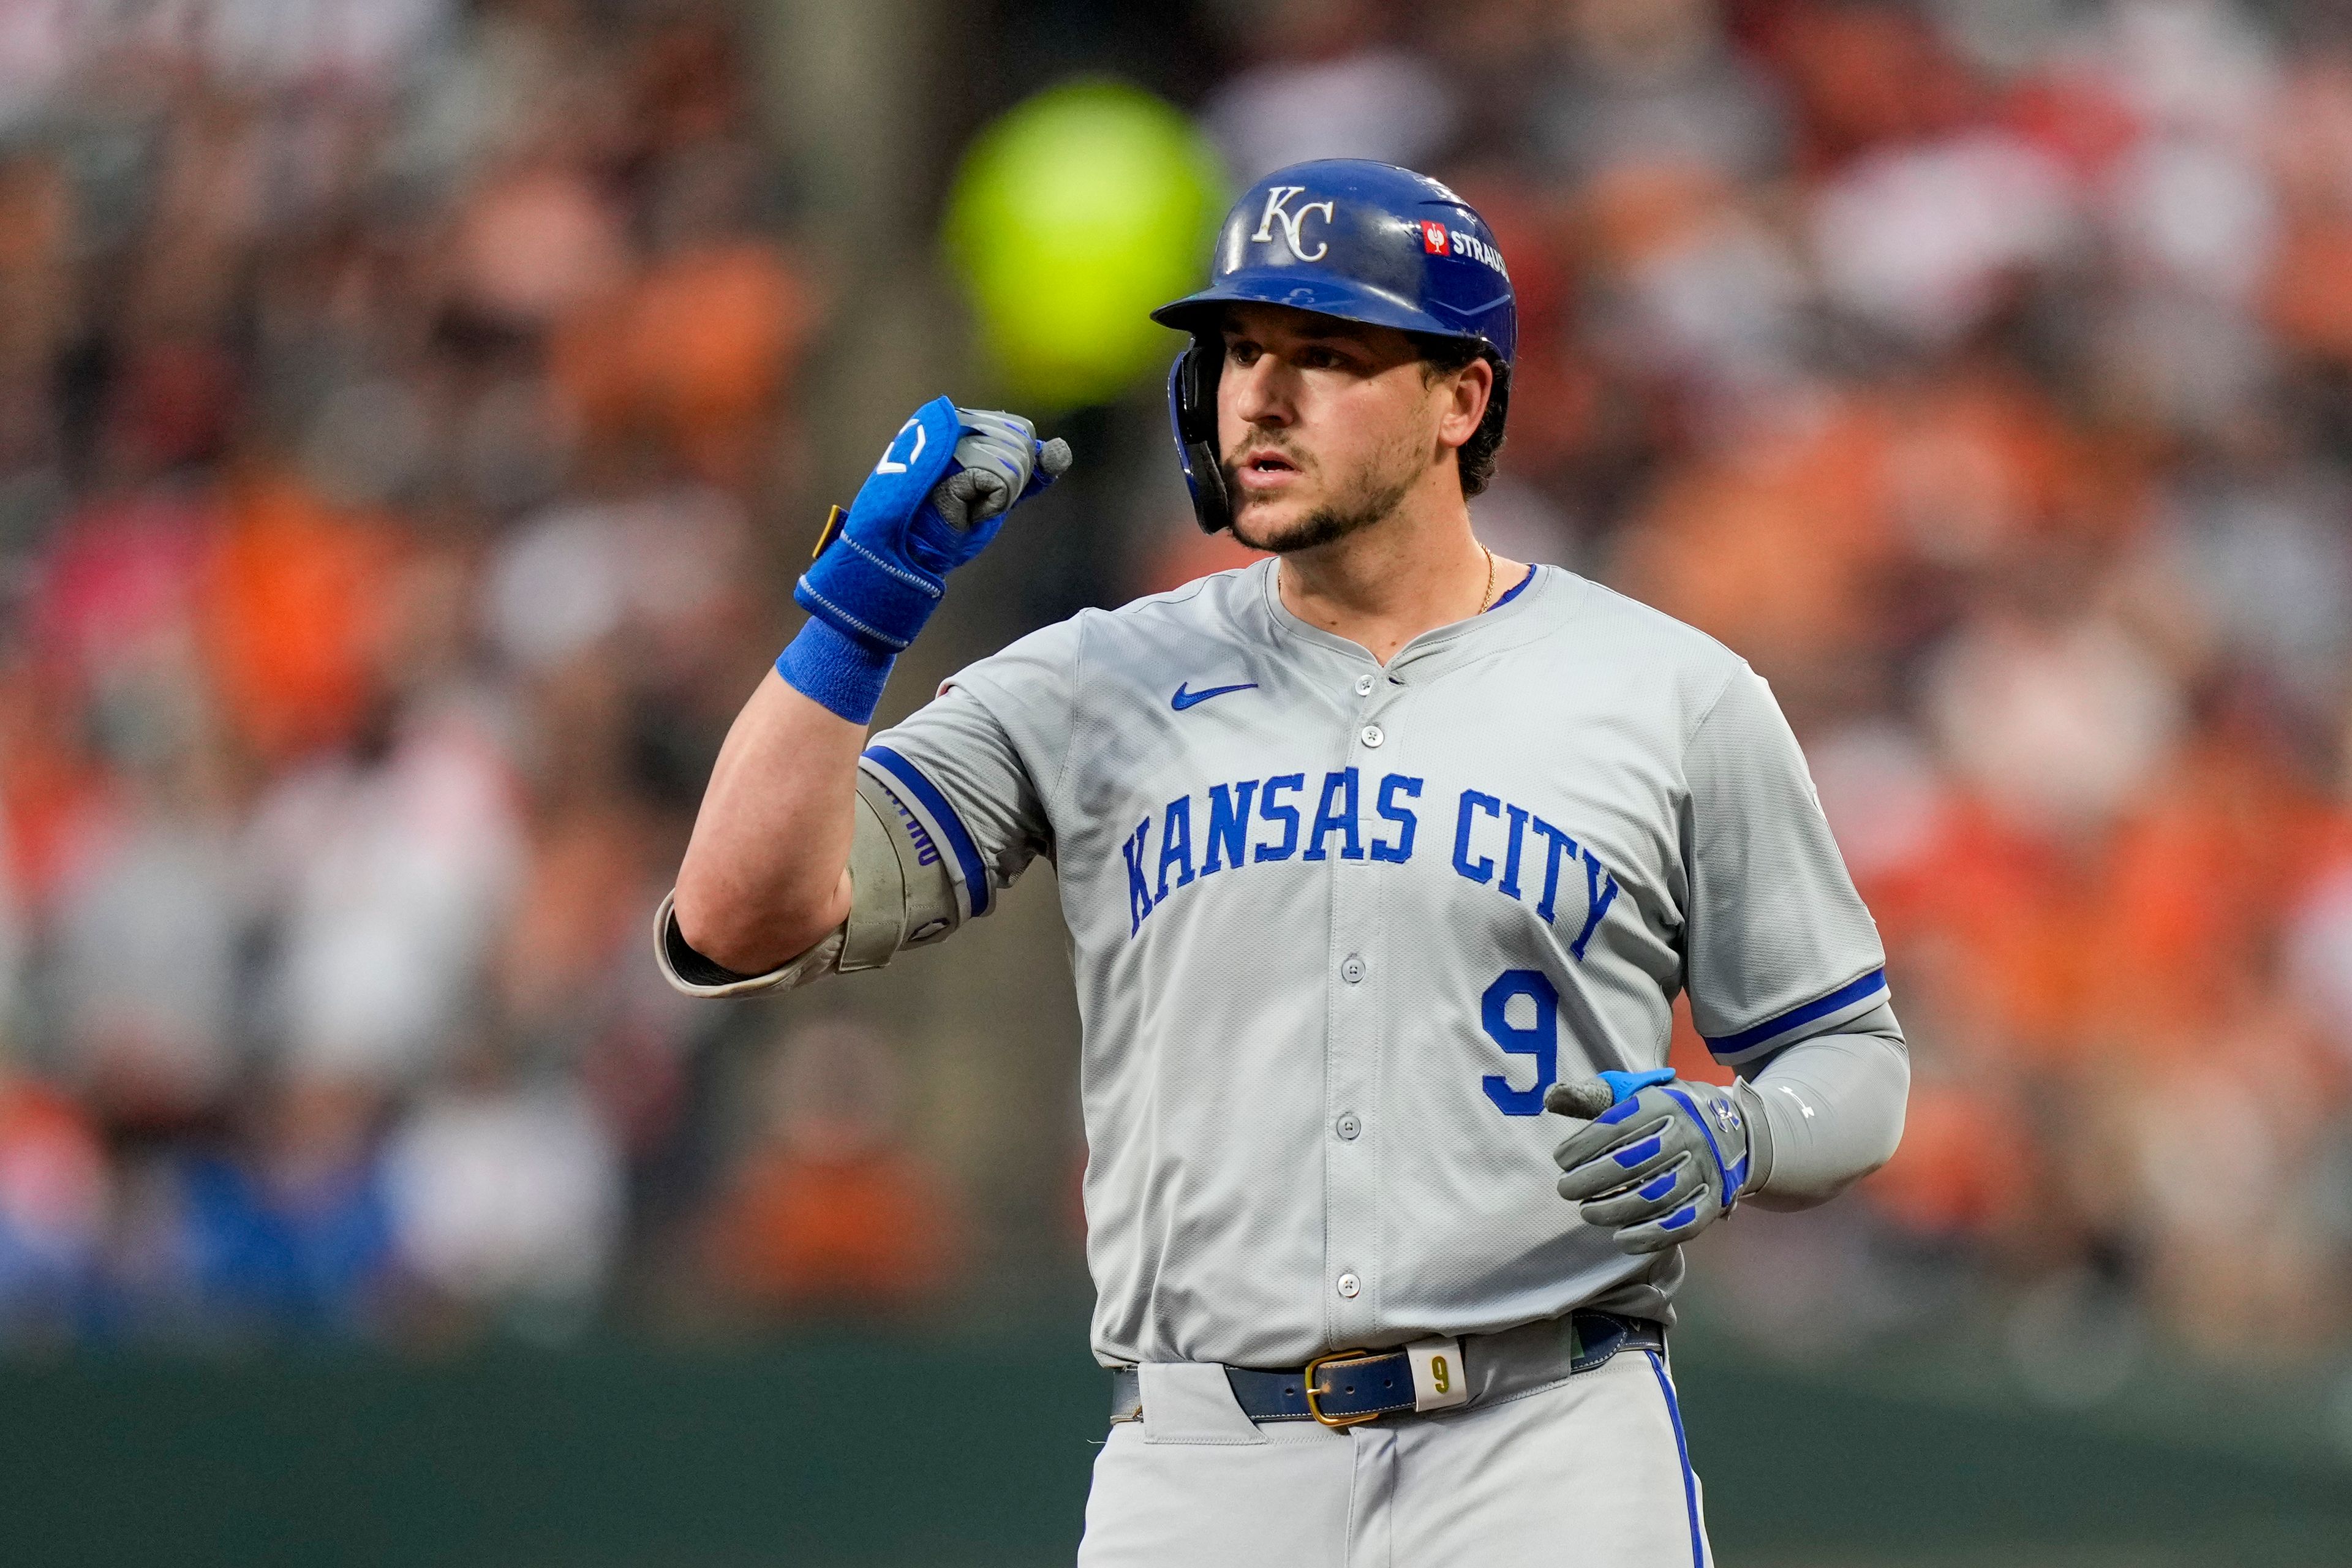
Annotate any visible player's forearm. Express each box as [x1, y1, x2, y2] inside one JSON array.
[[673, 668, 862, 973], [673, 406, 1065, 978], [1735, 1006, 1909, 1212]]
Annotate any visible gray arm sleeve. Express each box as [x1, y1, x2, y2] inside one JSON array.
[[1730, 1000, 1910, 1210], [652, 768, 960, 998]]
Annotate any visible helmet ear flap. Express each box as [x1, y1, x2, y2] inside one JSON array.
[[1166, 341, 1231, 534]]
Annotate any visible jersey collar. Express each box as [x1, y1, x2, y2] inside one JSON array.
[[1254, 557, 1569, 673]]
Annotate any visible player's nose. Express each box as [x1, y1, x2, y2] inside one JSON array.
[[1226, 352, 1295, 429]]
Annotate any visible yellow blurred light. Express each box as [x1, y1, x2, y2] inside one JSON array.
[[944, 80, 1226, 408]]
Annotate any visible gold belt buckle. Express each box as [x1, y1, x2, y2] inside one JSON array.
[[1302, 1348, 1389, 1428]]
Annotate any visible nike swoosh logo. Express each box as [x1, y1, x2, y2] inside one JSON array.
[[1171, 681, 1258, 711]]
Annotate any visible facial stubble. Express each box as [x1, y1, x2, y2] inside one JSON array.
[[1221, 432, 1422, 556]]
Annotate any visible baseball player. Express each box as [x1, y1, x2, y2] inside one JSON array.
[[661, 160, 1909, 1566]]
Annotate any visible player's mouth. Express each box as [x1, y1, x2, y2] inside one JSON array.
[[1231, 448, 1303, 494]]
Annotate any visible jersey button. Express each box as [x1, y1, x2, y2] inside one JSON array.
[[1336, 1272, 1362, 1299], [1359, 723, 1385, 748], [1340, 955, 1365, 984], [1354, 674, 1375, 696], [1335, 1113, 1361, 1141]]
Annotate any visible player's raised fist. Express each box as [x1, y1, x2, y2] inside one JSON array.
[[933, 408, 1074, 533], [1548, 1070, 1757, 1256], [776, 398, 1071, 722], [795, 398, 1070, 656]]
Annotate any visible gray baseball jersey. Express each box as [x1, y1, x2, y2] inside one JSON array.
[[864, 559, 1888, 1370]]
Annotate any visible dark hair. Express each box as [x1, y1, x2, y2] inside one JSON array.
[[1413, 335, 1509, 498]]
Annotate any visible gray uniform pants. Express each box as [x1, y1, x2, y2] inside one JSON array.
[[1078, 1348, 1712, 1567]]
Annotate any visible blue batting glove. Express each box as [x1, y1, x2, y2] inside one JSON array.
[[779, 398, 1070, 722]]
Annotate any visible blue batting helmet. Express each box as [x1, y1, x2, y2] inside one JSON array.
[[1152, 159, 1517, 533]]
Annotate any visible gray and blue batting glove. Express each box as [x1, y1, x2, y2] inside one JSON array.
[[1547, 1068, 1756, 1255], [778, 397, 1072, 722]]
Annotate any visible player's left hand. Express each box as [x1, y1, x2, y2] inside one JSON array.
[[1547, 1069, 1755, 1254]]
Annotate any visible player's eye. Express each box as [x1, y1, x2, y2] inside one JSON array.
[[1225, 341, 1262, 367], [1298, 343, 1373, 374]]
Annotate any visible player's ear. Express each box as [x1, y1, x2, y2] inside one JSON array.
[[1436, 356, 1491, 451]]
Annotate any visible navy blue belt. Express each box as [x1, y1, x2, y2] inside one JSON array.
[[1109, 1309, 1665, 1428]]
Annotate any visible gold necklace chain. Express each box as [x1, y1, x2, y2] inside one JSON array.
[[1477, 543, 1496, 612]]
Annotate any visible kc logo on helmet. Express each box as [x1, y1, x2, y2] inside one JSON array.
[[1252, 186, 1337, 262], [1421, 221, 1449, 254]]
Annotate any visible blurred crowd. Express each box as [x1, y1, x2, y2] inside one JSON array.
[[5, 0, 2352, 1376], [0, 0, 976, 1346]]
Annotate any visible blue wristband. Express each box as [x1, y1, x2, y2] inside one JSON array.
[[775, 617, 896, 725]]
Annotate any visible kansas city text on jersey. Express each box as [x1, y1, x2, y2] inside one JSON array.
[[1118, 765, 1621, 956]]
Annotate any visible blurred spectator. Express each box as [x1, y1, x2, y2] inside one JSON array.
[[168, 1073, 397, 1336], [1923, 577, 2184, 840], [2290, 858, 2352, 1065], [245, 698, 523, 1085], [383, 1046, 622, 1332], [0, 1058, 109, 1337], [1810, 128, 2076, 347], [704, 1020, 962, 1317], [49, 782, 244, 1124], [1201, 0, 1461, 181], [484, 477, 749, 676], [1529, 0, 1787, 183]]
